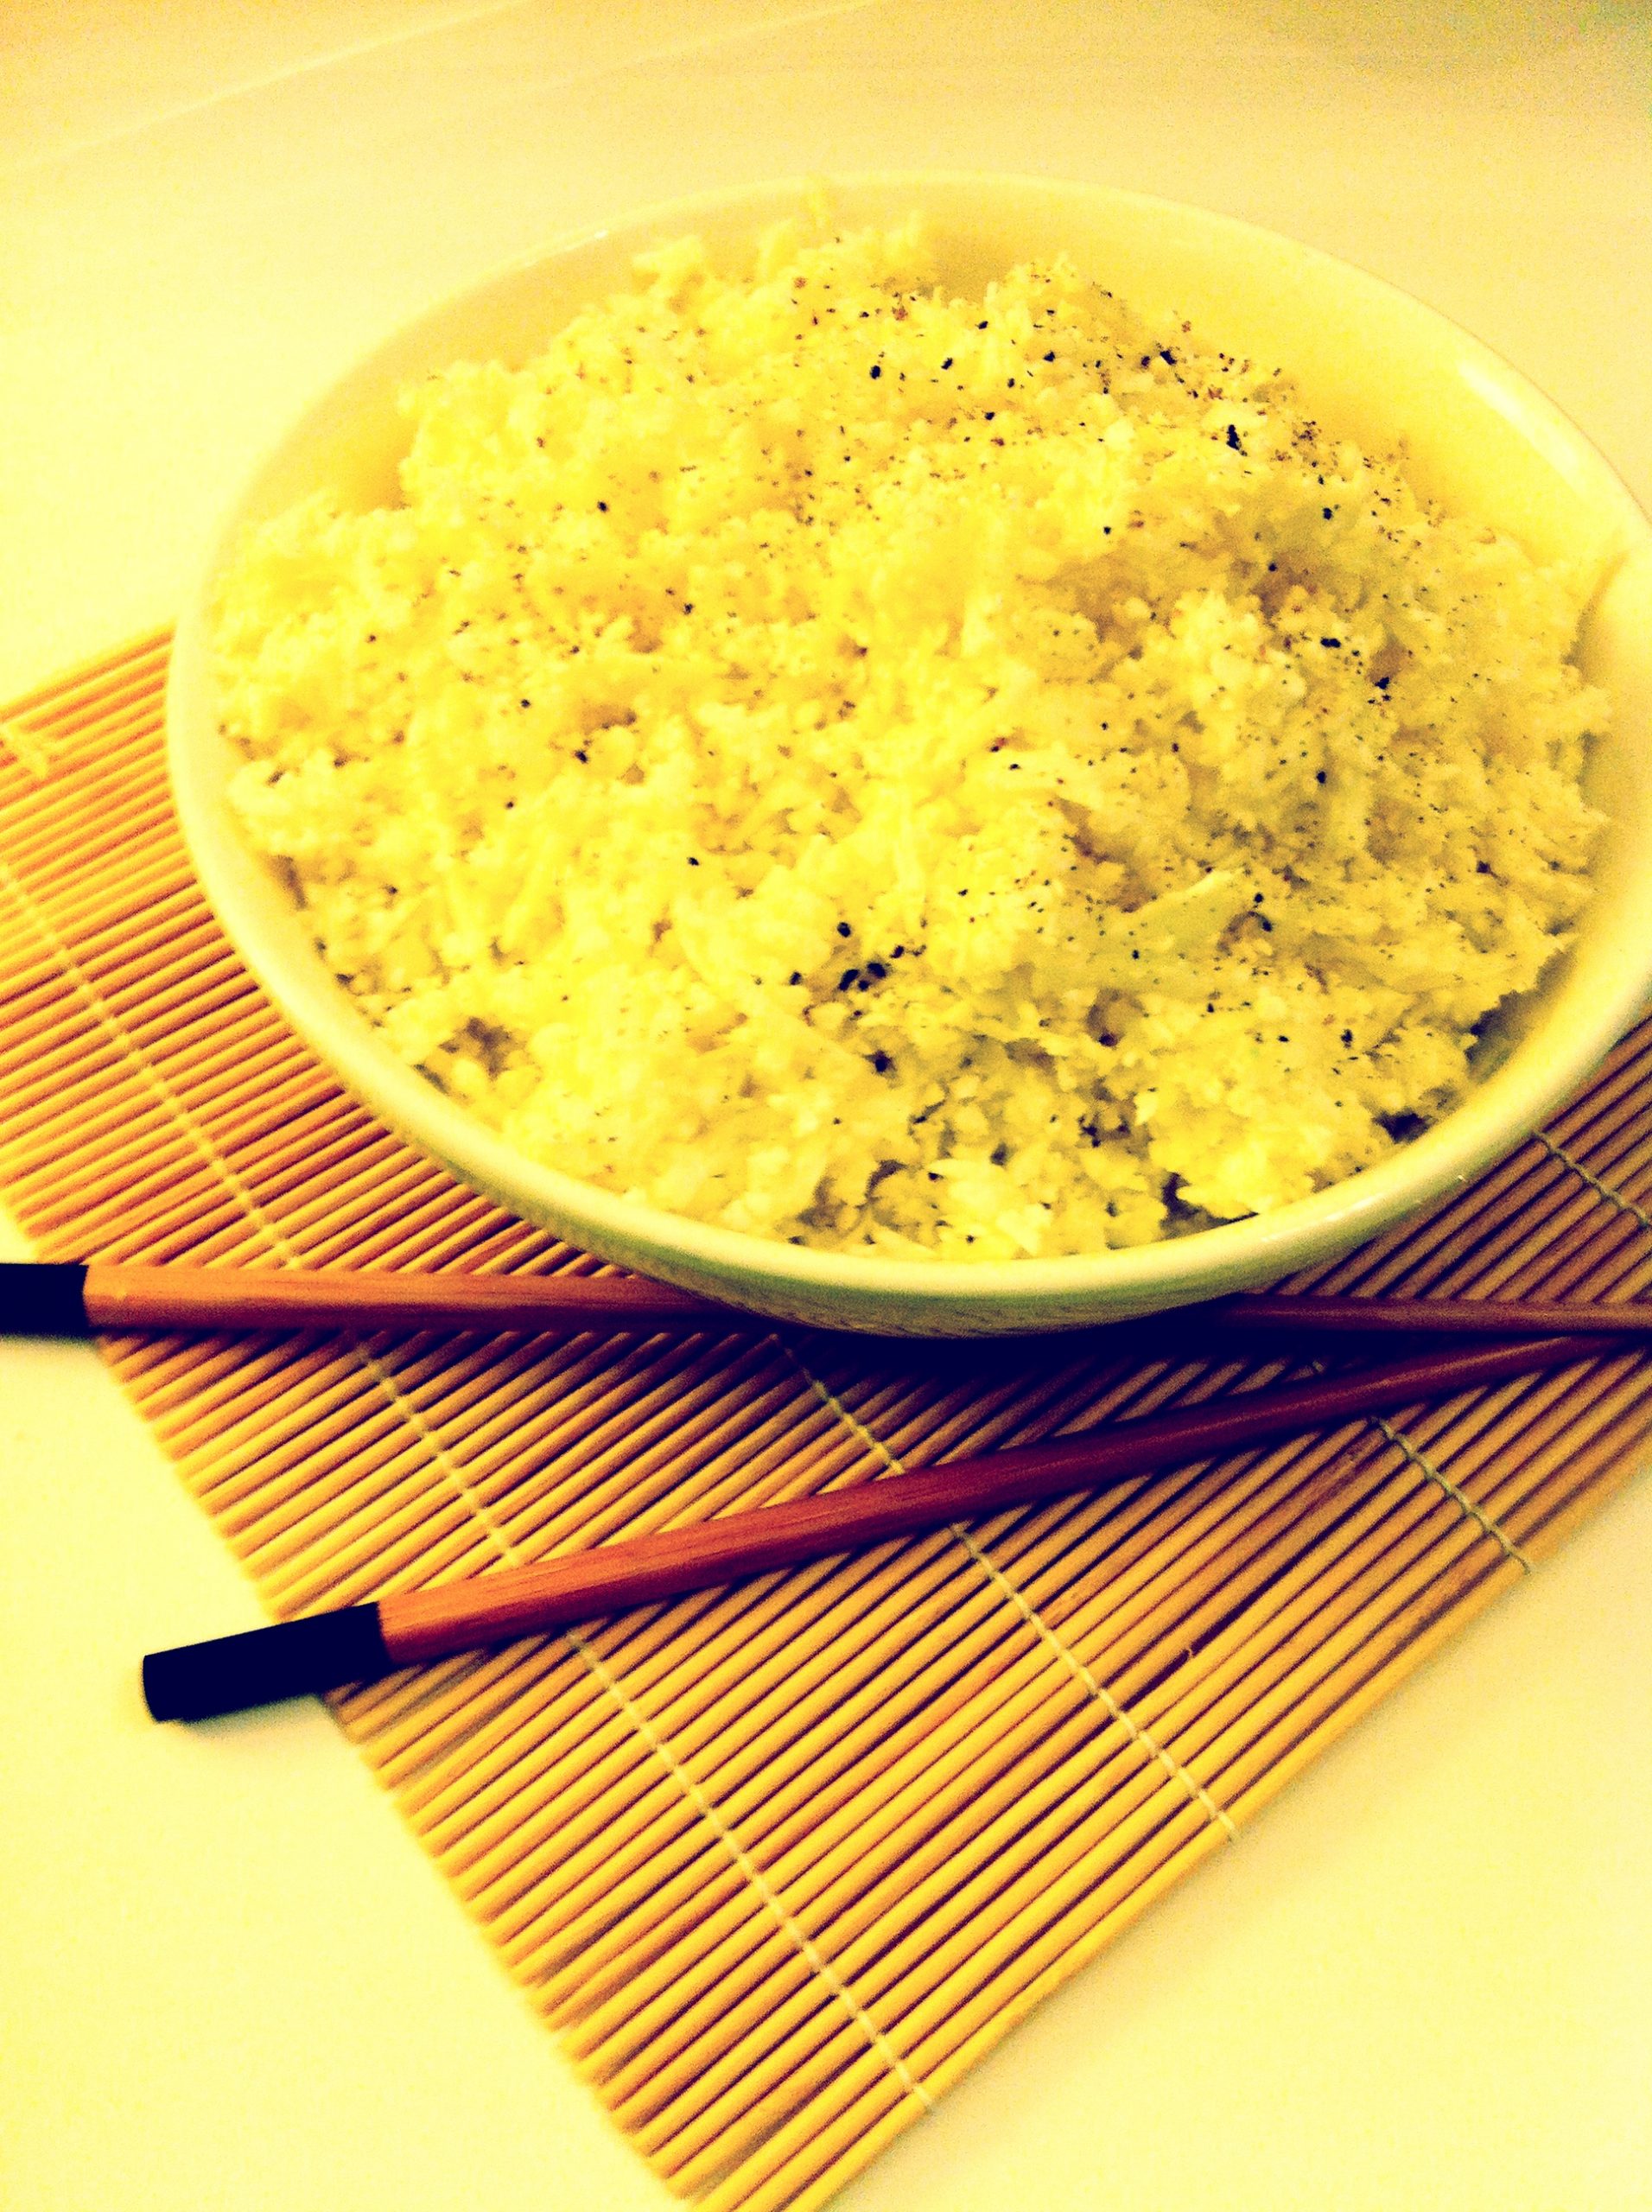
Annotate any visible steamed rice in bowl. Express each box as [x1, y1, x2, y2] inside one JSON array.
[[210, 213, 1607, 1263]]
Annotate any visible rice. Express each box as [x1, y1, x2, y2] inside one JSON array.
[[211, 215, 1607, 1260]]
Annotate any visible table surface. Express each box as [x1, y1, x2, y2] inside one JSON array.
[[3, 6, 1649, 2209]]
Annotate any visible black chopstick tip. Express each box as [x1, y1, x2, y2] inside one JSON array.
[[0, 1259, 91, 1338], [143, 1605, 391, 1723]]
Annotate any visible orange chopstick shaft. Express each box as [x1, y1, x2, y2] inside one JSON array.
[[1222, 1294, 1652, 1338], [80, 1258, 723, 1333], [64, 1260, 1652, 1343], [378, 1331, 1623, 1664]]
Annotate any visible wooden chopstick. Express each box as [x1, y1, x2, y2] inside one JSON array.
[[3, 1257, 1649, 1344], [1, 1258, 719, 1336], [141, 1327, 1632, 1721]]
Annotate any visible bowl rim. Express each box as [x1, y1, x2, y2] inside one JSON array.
[[168, 169, 1652, 1323]]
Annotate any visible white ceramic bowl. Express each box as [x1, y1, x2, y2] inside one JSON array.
[[168, 175, 1652, 1335]]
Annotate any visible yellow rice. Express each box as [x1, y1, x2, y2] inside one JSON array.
[[212, 217, 1606, 1260]]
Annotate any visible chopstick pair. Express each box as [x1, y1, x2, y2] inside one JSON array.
[[18, 1255, 1625, 1724]]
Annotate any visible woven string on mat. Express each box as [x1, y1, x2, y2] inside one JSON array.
[[3, 634, 1650, 2212]]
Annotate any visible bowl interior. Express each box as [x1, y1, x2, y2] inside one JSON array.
[[168, 175, 1652, 1334]]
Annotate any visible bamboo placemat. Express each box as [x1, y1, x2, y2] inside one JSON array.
[[4, 633, 1651, 2209]]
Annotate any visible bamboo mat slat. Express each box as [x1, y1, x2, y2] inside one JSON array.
[[3, 634, 1650, 2212]]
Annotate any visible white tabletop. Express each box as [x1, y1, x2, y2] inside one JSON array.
[[3, 7, 1649, 2209]]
